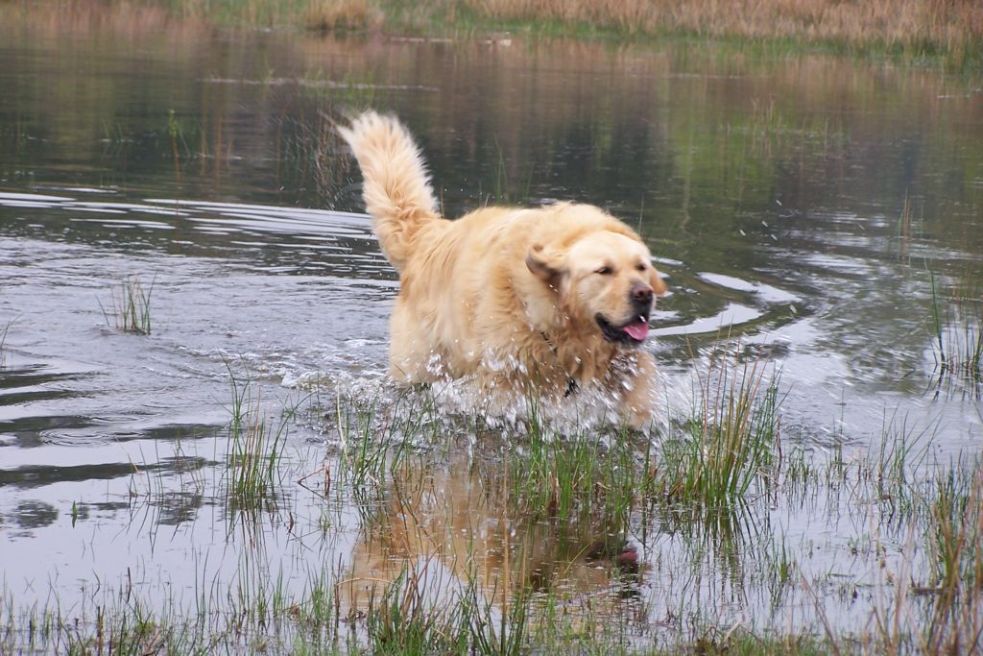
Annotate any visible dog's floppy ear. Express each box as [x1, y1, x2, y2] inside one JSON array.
[[526, 243, 566, 289], [649, 267, 668, 296]]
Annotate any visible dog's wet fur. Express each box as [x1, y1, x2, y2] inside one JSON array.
[[339, 112, 667, 427]]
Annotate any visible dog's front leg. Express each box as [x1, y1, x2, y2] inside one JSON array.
[[618, 351, 658, 430]]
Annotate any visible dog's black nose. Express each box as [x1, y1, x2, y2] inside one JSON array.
[[630, 283, 653, 307]]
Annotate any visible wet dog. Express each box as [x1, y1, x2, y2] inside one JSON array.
[[338, 112, 666, 427]]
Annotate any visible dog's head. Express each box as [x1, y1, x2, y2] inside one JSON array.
[[526, 228, 667, 345]]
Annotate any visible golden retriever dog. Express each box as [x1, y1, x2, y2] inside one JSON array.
[[338, 112, 667, 427]]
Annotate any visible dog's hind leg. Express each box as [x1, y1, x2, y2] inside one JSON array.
[[387, 297, 444, 383]]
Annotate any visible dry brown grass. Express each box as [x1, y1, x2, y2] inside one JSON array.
[[305, 0, 383, 31], [1, 0, 384, 32], [0, 0, 185, 35], [463, 0, 983, 55]]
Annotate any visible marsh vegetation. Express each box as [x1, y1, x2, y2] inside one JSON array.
[[3, 362, 982, 654]]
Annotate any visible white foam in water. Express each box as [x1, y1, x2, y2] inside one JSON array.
[[283, 353, 676, 441]]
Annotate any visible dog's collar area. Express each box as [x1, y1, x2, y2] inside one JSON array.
[[595, 314, 649, 345], [565, 377, 579, 398], [539, 330, 579, 398]]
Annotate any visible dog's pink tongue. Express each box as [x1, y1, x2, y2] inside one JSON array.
[[623, 320, 649, 341]]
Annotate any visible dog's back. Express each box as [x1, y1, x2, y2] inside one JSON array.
[[338, 112, 440, 271]]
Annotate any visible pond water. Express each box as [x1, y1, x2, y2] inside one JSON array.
[[1, 10, 982, 652]]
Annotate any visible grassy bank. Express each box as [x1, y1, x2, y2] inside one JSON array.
[[8, 0, 983, 66]]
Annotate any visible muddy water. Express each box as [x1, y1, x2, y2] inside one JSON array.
[[1, 12, 982, 649]]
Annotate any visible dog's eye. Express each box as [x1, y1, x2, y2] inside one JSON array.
[[636, 263, 647, 272], [595, 266, 613, 275]]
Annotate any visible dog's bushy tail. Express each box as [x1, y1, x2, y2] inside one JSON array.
[[338, 111, 439, 271]]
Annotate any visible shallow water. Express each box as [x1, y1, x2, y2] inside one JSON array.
[[1, 11, 982, 651]]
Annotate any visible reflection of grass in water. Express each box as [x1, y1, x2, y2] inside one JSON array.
[[99, 275, 154, 335], [478, 140, 534, 206], [0, 319, 11, 369], [277, 104, 368, 205], [862, 455, 983, 655], [897, 189, 914, 261], [930, 270, 983, 385], [167, 108, 184, 173]]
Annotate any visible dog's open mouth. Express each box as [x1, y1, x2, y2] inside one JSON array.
[[596, 314, 650, 344]]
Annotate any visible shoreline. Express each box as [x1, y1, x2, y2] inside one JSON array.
[[5, 0, 982, 69]]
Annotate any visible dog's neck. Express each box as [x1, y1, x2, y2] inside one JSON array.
[[538, 320, 619, 386]]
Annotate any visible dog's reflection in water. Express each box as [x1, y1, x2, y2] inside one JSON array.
[[339, 452, 646, 626]]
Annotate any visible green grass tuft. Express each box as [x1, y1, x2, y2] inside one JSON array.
[[660, 354, 780, 510], [226, 367, 288, 513], [100, 275, 155, 335]]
